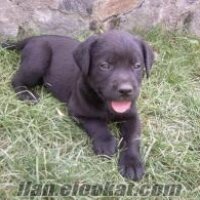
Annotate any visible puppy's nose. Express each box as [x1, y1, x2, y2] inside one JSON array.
[[118, 84, 133, 96]]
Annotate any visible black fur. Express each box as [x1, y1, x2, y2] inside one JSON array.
[[4, 31, 154, 181]]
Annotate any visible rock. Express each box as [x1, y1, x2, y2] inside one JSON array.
[[0, 0, 200, 39], [188, 9, 200, 36], [120, 0, 200, 35], [0, 0, 24, 37], [92, 0, 142, 21]]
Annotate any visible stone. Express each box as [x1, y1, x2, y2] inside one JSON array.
[[0, 0, 200, 39], [120, 0, 200, 35], [92, 0, 143, 21], [0, 0, 24, 37]]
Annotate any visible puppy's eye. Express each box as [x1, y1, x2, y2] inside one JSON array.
[[132, 63, 141, 70], [99, 62, 112, 71]]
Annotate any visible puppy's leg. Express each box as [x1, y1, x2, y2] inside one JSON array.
[[78, 118, 117, 157], [118, 114, 144, 181], [12, 43, 51, 103]]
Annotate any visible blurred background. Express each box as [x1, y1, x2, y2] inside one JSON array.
[[0, 0, 200, 39]]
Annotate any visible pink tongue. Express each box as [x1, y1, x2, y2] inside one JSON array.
[[111, 101, 132, 113]]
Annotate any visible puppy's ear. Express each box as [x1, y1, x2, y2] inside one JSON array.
[[140, 41, 154, 78], [73, 35, 97, 76]]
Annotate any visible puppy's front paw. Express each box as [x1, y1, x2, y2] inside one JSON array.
[[17, 90, 39, 104], [119, 151, 144, 181], [92, 135, 117, 157]]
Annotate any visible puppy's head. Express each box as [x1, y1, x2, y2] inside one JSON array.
[[73, 30, 154, 114]]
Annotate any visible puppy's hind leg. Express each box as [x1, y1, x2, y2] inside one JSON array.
[[12, 71, 40, 104], [12, 42, 52, 103]]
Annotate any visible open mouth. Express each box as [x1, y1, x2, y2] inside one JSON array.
[[110, 100, 132, 113]]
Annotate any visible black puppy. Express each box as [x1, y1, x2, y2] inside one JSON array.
[[3, 31, 154, 181]]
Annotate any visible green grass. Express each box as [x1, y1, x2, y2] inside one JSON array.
[[0, 29, 200, 199]]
